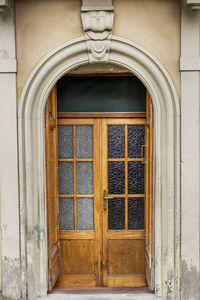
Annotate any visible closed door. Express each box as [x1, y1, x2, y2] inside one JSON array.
[[102, 118, 148, 287], [55, 116, 150, 287]]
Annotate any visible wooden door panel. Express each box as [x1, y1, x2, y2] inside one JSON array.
[[108, 239, 145, 275], [56, 276, 96, 287], [107, 276, 147, 287], [60, 240, 95, 275], [50, 247, 60, 289], [46, 86, 59, 290]]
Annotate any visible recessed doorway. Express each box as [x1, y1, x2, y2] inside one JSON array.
[[45, 75, 153, 290]]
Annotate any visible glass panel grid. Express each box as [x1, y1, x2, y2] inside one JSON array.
[[107, 123, 146, 231], [58, 123, 94, 231]]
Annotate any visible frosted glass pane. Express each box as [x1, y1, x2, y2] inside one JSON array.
[[59, 198, 74, 230], [77, 198, 94, 230], [58, 162, 74, 195], [76, 125, 93, 158], [76, 162, 93, 195], [58, 125, 73, 158]]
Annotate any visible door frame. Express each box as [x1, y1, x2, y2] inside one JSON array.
[[18, 36, 180, 300], [53, 110, 151, 288]]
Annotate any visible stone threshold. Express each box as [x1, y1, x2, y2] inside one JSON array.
[[39, 294, 166, 300]]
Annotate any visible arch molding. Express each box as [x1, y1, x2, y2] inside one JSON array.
[[18, 36, 180, 300]]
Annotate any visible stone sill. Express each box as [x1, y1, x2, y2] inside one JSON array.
[[39, 294, 167, 300]]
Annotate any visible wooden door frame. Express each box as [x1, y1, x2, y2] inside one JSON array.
[[49, 81, 153, 288], [53, 114, 152, 288]]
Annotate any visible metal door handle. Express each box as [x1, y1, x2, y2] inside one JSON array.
[[103, 190, 114, 211], [141, 144, 146, 164]]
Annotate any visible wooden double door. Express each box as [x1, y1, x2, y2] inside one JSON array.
[[46, 89, 153, 289]]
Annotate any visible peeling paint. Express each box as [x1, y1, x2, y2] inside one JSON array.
[[181, 260, 199, 300], [2, 256, 21, 300]]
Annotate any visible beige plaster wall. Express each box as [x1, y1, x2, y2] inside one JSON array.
[[16, 0, 180, 99]]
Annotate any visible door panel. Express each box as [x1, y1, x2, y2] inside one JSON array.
[[102, 118, 148, 287], [56, 118, 101, 287], [108, 239, 145, 274], [45, 86, 59, 290], [60, 240, 95, 275]]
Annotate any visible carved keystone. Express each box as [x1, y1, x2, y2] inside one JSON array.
[[81, 1, 114, 62]]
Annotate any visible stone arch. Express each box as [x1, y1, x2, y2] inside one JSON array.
[[18, 36, 180, 300]]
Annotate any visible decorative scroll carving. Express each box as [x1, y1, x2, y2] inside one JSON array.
[[81, 6, 114, 62]]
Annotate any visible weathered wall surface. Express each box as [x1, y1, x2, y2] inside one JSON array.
[[0, 2, 20, 298], [15, 0, 180, 98]]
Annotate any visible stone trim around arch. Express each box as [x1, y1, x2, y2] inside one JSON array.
[[17, 36, 180, 300]]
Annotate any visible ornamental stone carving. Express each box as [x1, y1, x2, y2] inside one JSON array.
[[81, 1, 114, 62]]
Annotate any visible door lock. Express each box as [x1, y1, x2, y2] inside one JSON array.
[[103, 190, 114, 211]]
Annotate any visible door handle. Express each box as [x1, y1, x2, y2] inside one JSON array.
[[103, 190, 114, 211], [141, 144, 146, 164]]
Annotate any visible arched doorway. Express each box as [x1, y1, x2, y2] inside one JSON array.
[[45, 72, 154, 290], [18, 36, 180, 300]]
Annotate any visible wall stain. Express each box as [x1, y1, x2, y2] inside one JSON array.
[[2, 256, 21, 300], [0, 50, 9, 59], [181, 260, 199, 300], [165, 270, 173, 299]]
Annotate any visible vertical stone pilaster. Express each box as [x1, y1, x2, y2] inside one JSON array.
[[0, 1, 20, 299], [180, 8, 200, 300]]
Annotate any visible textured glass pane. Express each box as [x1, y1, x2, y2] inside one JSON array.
[[128, 198, 145, 230], [108, 162, 125, 194], [108, 125, 125, 158], [128, 125, 145, 158], [58, 162, 74, 195], [58, 125, 73, 158], [76, 125, 93, 158], [59, 198, 74, 230], [76, 162, 93, 195], [128, 162, 144, 194], [77, 198, 94, 230], [108, 198, 125, 230]]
